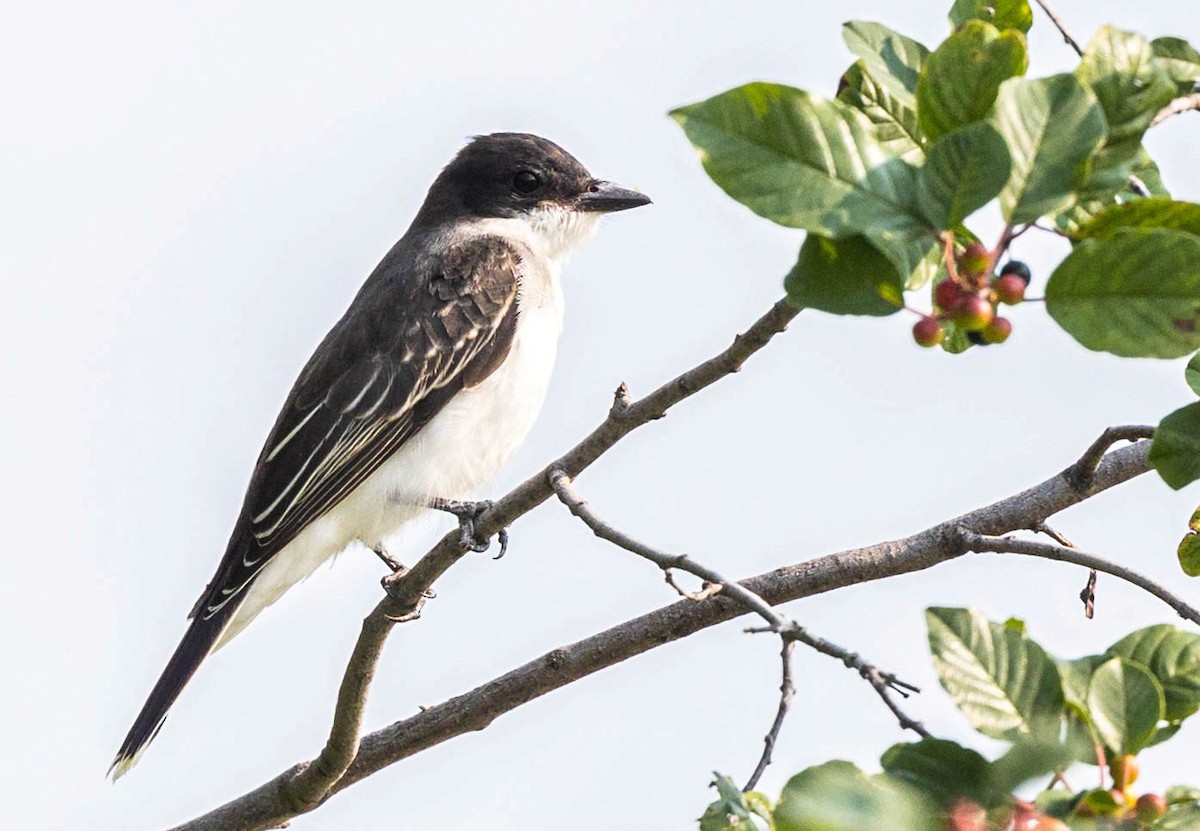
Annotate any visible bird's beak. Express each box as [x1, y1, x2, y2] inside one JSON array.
[[575, 180, 652, 213]]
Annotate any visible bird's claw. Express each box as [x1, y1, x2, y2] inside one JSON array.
[[431, 498, 510, 558]]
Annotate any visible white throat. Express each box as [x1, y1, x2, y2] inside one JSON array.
[[475, 205, 600, 268]]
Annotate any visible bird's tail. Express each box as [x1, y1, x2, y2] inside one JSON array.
[[108, 607, 231, 780]]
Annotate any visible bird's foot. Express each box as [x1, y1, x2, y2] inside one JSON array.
[[428, 498, 510, 559], [372, 543, 406, 573]]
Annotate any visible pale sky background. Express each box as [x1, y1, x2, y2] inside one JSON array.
[[3, 1, 1200, 829]]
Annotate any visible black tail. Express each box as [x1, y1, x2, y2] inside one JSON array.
[[109, 607, 231, 779]]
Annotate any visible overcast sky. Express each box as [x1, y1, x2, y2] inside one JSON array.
[[4, 1, 1200, 829]]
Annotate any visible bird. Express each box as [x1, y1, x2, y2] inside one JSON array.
[[110, 133, 650, 779]]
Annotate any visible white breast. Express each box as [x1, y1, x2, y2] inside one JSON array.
[[214, 211, 589, 648]]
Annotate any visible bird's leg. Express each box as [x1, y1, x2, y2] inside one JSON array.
[[427, 497, 510, 559], [372, 543, 406, 573]]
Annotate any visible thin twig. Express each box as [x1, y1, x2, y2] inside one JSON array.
[[961, 531, 1200, 625], [549, 470, 787, 629], [174, 438, 1154, 831], [1151, 91, 1200, 128], [1063, 425, 1154, 491], [549, 469, 929, 786], [1032, 523, 1095, 618], [744, 639, 796, 792], [1033, 0, 1083, 56]]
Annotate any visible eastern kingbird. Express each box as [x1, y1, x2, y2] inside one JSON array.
[[110, 133, 649, 779]]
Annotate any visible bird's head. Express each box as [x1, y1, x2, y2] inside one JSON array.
[[415, 133, 650, 259]]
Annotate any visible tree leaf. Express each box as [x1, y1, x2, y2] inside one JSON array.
[[1086, 656, 1165, 755], [1152, 37, 1200, 93], [1179, 530, 1200, 576], [1059, 655, 1106, 710], [670, 83, 927, 238], [987, 737, 1075, 796], [1187, 353, 1200, 396], [843, 21, 929, 109], [701, 773, 774, 831], [1045, 229, 1200, 358], [880, 738, 996, 808], [917, 123, 1012, 228], [948, 0, 1033, 33], [774, 761, 933, 831], [837, 61, 925, 162], [926, 607, 1064, 741], [1154, 803, 1200, 830], [784, 234, 905, 316], [1107, 625, 1200, 722], [1072, 199, 1200, 240], [1152, 402, 1200, 489], [990, 74, 1106, 223], [1077, 27, 1179, 196], [917, 21, 1028, 141]]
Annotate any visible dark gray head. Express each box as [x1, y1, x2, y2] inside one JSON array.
[[412, 133, 650, 228]]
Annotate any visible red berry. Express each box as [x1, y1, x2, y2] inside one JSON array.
[[958, 242, 990, 276], [1135, 793, 1167, 821], [994, 274, 1027, 305], [954, 295, 994, 332], [935, 279, 966, 311], [913, 316, 945, 347], [981, 316, 1012, 344]]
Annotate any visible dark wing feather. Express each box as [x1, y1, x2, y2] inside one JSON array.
[[196, 234, 522, 618]]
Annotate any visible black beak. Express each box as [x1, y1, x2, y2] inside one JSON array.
[[575, 180, 652, 213]]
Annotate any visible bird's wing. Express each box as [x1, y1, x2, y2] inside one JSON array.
[[197, 234, 522, 619]]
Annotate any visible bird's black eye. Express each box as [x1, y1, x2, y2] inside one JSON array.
[[513, 170, 541, 195]]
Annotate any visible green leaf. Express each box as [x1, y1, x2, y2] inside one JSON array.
[[1033, 789, 1077, 819], [1152, 37, 1200, 93], [1187, 353, 1200, 396], [1086, 656, 1165, 755], [990, 74, 1107, 223], [1179, 530, 1200, 576], [926, 607, 1064, 740], [670, 83, 927, 238], [1167, 785, 1200, 806], [784, 234, 904, 316], [701, 773, 774, 831], [917, 21, 1028, 141], [1153, 403, 1200, 488], [1072, 199, 1200, 240], [843, 21, 929, 109], [1079, 787, 1126, 816], [1059, 655, 1106, 710], [1132, 148, 1172, 197], [879, 738, 996, 807], [1045, 229, 1200, 358], [986, 737, 1074, 796], [917, 123, 1011, 228], [1154, 802, 1200, 830], [837, 61, 925, 162], [774, 761, 933, 831], [1077, 27, 1179, 196], [948, 0, 1033, 33], [1108, 625, 1200, 721]]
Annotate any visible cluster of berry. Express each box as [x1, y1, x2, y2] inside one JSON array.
[[912, 241, 1031, 349]]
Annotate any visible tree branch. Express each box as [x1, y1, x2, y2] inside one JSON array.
[[548, 469, 926, 789], [174, 427, 1154, 830], [1033, 0, 1084, 56], [1151, 91, 1200, 128], [169, 298, 800, 831], [961, 531, 1200, 625], [1063, 425, 1155, 491]]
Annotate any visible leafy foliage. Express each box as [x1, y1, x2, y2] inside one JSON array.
[[700, 614, 1200, 831], [678, 3, 1200, 829]]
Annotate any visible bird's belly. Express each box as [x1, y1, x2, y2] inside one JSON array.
[[215, 305, 561, 647]]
